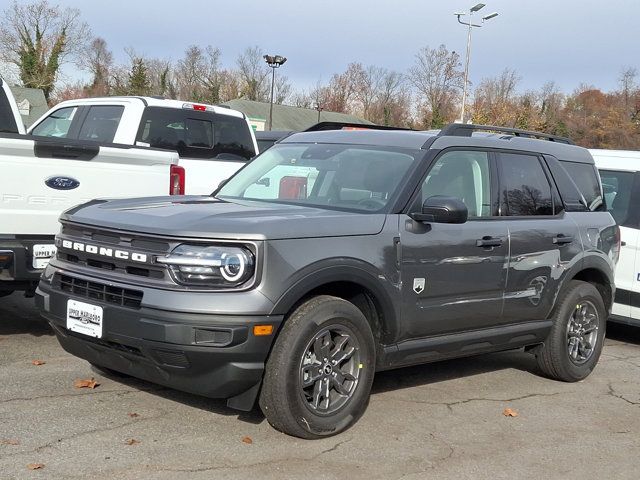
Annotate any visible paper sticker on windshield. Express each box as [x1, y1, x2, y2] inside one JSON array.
[[413, 278, 425, 294]]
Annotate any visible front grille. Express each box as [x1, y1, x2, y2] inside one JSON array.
[[57, 274, 143, 309], [57, 223, 172, 284]]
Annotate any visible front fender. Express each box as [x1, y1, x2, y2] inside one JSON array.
[[269, 258, 401, 344]]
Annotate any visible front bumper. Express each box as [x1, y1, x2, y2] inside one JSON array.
[[36, 273, 283, 411], [0, 236, 55, 292]]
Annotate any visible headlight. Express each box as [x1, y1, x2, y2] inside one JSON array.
[[156, 244, 255, 287]]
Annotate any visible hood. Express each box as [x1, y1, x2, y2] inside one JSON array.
[[60, 196, 387, 240]]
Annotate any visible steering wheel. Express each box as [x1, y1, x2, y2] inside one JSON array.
[[357, 198, 387, 209]]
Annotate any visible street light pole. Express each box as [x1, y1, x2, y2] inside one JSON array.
[[315, 104, 323, 123], [263, 54, 287, 131], [455, 4, 498, 123]]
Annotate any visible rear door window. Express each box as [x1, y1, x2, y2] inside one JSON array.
[[560, 161, 604, 211], [77, 105, 124, 143], [31, 107, 78, 138], [136, 106, 256, 160], [599, 170, 636, 226], [498, 153, 554, 216]]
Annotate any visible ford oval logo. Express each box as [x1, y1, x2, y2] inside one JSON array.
[[45, 176, 80, 190]]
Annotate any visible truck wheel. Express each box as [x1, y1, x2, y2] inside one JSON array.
[[536, 280, 606, 382], [259, 295, 376, 438]]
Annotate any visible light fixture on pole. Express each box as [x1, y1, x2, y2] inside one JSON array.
[[263, 54, 287, 131], [454, 4, 498, 123]]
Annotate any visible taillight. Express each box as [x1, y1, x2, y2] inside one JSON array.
[[613, 225, 621, 264], [182, 102, 208, 111], [170, 165, 185, 195]]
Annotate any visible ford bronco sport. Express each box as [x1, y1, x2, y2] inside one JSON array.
[[36, 124, 618, 438]]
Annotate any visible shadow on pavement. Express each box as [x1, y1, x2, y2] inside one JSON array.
[[372, 349, 538, 395], [0, 292, 53, 337], [91, 348, 540, 426], [606, 321, 640, 345], [90, 365, 266, 425]]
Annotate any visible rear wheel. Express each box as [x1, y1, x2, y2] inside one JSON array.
[[536, 280, 606, 382], [259, 295, 376, 438]]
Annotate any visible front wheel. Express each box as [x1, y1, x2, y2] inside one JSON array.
[[259, 295, 376, 438], [536, 280, 606, 382]]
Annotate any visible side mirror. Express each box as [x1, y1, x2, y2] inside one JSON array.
[[410, 195, 468, 224]]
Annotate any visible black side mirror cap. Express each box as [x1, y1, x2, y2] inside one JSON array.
[[410, 195, 468, 224]]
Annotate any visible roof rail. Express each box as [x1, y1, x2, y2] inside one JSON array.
[[304, 121, 413, 132], [438, 123, 574, 145]]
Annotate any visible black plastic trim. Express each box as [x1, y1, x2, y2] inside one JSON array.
[[438, 123, 574, 145], [615, 287, 640, 308]]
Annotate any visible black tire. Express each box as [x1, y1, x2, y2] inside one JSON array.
[[0, 290, 14, 298], [536, 280, 606, 382], [259, 295, 376, 439]]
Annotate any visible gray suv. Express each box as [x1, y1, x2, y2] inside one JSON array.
[[35, 124, 619, 438]]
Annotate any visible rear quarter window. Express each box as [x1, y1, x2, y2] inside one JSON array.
[[559, 161, 604, 211], [136, 106, 255, 160]]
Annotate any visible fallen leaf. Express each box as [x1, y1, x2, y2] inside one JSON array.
[[503, 407, 519, 417], [1, 439, 20, 445], [125, 438, 140, 446], [27, 463, 44, 470], [31, 360, 46, 366], [127, 412, 139, 418], [241, 436, 253, 445], [73, 377, 99, 389]]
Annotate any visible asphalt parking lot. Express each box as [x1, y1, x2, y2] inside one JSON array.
[[1, 293, 639, 480]]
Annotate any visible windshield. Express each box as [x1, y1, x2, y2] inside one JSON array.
[[217, 143, 420, 212]]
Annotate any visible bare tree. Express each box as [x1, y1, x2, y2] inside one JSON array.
[[175, 45, 224, 103], [81, 37, 112, 96], [236, 46, 270, 101], [274, 74, 292, 104], [408, 44, 464, 127], [472, 68, 521, 126], [619, 66, 638, 114], [0, 0, 90, 101]]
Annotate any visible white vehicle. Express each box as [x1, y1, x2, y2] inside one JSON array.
[[590, 149, 640, 326], [0, 82, 181, 297], [28, 97, 258, 194]]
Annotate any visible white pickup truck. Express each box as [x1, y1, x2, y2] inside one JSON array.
[[0, 80, 181, 297], [28, 96, 258, 194]]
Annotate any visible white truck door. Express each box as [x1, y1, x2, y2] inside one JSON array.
[[629, 229, 640, 323], [599, 168, 637, 322], [0, 136, 178, 235]]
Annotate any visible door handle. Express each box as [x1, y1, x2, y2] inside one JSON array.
[[553, 234, 574, 245], [476, 236, 503, 247]]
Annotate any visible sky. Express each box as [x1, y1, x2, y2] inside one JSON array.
[[4, 0, 639, 94]]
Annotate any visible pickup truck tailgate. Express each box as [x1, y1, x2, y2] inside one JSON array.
[[0, 135, 179, 235]]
